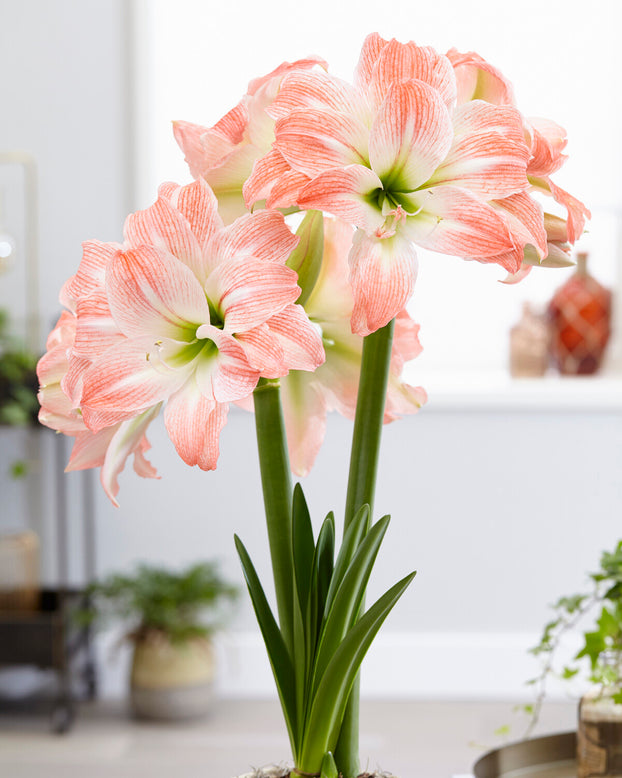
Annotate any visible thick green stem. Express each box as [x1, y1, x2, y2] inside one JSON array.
[[335, 319, 395, 778], [253, 378, 295, 654]]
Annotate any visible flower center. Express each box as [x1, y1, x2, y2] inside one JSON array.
[[207, 298, 225, 329]]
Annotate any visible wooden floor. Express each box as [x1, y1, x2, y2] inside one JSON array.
[[0, 698, 577, 777]]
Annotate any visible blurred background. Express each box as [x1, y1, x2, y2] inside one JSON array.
[[0, 0, 621, 725]]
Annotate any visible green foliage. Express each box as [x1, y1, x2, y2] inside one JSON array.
[[9, 459, 28, 479], [286, 211, 324, 306], [0, 309, 39, 431], [236, 483, 415, 776], [525, 540, 622, 736], [320, 752, 339, 778], [82, 561, 239, 644]]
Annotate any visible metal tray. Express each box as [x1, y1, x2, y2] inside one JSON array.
[[473, 731, 577, 778]]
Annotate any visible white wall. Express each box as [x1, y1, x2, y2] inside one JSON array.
[[0, 0, 132, 337], [1, 0, 621, 705]]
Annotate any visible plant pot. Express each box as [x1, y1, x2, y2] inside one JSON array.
[[578, 690, 622, 778], [130, 634, 215, 721]]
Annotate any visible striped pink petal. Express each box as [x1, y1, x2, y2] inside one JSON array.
[[538, 177, 591, 244], [166, 178, 223, 255], [247, 56, 328, 97], [164, 384, 228, 470], [349, 230, 418, 336], [172, 120, 216, 179], [269, 70, 369, 123], [98, 406, 161, 506], [427, 101, 529, 198], [275, 108, 370, 177], [367, 38, 457, 110], [384, 380, 427, 421], [392, 310, 423, 372], [243, 148, 295, 208], [403, 185, 515, 259], [60, 240, 121, 312], [281, 374, 327, 477], [205, 258, 300, 333], [265, 304, 325, 372], [500, 264, 533, 284], [193, 326, 259, 402], [38, 382, 85, 435], [243, 149, 310, 210], [491, 192, 547, 260], [298, 166, 385, 234], [61, 353, 92, 406], [234, 323, 285, 378], [80, 339, 189, 429], [355, 32, 387, 92], [369, 79, 453, 191], [209, 99, 248, 146], [123, 188, 209, 283], [107, 246, 210, 341], [209, 210, 298, 266], [447, 49, 515, 106], [267, 168, 313, 209], [304, 217, 355, 321], [526, 118, 568, 177], [66, 426, 116, 470], [74, 290, 124, 360]]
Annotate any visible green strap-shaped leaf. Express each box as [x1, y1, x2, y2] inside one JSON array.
[[314, 512, 335, 628], [293, 483, 315, 619], [320, 752, 339, 778], [311, 515, 391, 693], [324, 504, 370, 616], [286, 210, 324, 306], [299, 571, 417, 772], [234, 535, 298, 752], [305, 513, 336, 694]]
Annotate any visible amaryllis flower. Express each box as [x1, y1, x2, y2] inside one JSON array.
[[449, 49, 590, 257], [446, 48, 515, 106], [173, 57, 326, 224], [277, 217, 426, 475], [37, 310, 160, 506], [245, 33, 532, 335], [38, 178, 325, 499]]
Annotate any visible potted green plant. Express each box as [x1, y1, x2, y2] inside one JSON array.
[[522, 541, 622, 778], [84, 561, 238, 721], [0, 308, 39, 426]]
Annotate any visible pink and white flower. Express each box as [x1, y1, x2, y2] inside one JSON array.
[[245, 34, 534, 335], [37, 310, 160, 506], [38, 178, 325, 500], [173, 57, 326, 224], [278, 217, 426, 475], [448, 49, 590, 263]]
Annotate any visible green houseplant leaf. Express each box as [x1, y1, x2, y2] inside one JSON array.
[[299, 570, 417, 772], [311, 514, 391, 693], [235, 535, 298, 751]]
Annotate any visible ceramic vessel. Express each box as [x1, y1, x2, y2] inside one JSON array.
[[509, 302, 550, 377], [548, 252, 612, 375], [130, 634, 215, 720]]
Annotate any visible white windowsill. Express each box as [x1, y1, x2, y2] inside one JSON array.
[[419, 372, 622, 412]]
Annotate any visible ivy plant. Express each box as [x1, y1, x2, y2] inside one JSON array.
[[523, 540, 622, 735]]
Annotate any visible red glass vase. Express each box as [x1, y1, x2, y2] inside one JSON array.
[[548, 252, 612, 375]]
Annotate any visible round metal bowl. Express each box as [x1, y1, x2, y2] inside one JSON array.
[[473, 731, 577, 778]]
